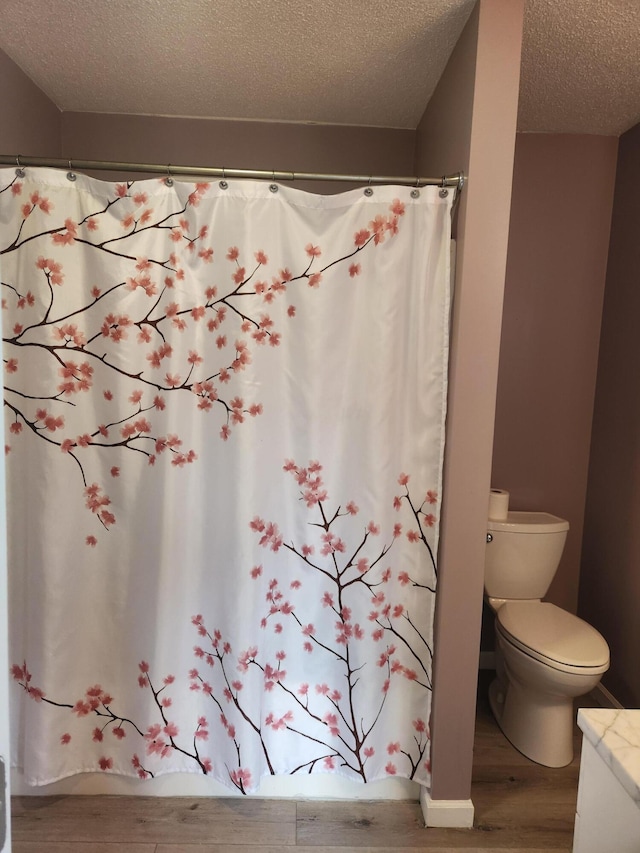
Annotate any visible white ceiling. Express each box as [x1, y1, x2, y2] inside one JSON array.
[[0, 0, 639, 136]]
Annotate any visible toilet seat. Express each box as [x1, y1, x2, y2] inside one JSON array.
[[496, 601, 610, 675]]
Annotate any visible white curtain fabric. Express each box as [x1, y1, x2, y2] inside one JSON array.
[[1, 168, 452, 793]]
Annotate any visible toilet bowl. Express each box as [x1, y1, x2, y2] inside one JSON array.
[[488, 600, 609, 767], [485, 505, 610, 767]]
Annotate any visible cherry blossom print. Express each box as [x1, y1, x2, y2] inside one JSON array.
[[9, 464, 437, 787], [10, 450, 440, 789], [354, 229, 370, 248], [52, 218, 78, 246], [236, 460, 437, 772], [2, 176, 413, 547], [393, 476, 439, 582], [3, 172, 450, 794]]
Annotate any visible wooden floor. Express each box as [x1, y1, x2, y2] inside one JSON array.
[[10, 672, 586, 852]]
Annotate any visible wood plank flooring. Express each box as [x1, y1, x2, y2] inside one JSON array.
[[10, 672, 587, 852]]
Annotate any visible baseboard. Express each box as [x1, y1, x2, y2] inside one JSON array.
[[419, 788, 474, 828]]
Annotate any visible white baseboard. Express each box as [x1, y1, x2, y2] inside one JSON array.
[[419, 788, 474, 828]]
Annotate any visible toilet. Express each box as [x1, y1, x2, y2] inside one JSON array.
[[485, 501, 610, 768]]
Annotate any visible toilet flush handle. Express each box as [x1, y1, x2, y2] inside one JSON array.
[[486, 533, 493, 543]]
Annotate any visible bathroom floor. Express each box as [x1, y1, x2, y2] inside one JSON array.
[[10, 671, 593, 852]]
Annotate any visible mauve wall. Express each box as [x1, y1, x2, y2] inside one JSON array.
[[415, 0, 524, 801], [0, 47, 61, 155], [579, 121, 640, 709], [61, 112, 415, 193], [491, 134, 618, 614], [0, 48, 61, 847]]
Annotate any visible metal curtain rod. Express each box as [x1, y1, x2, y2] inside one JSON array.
[[0, 154, 465, 192]]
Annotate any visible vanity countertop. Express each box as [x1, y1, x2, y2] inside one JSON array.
[[577, 708, 640, 807]]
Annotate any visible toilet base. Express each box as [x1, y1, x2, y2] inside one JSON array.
[[488, 676, 575, 768]]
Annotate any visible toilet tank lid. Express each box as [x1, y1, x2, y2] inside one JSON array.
[[488, 511, 569, 534]]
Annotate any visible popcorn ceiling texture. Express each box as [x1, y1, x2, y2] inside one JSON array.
[[519, 0, 640, 135], [0, 0, 638, 134], [0, 0, 475, 127]]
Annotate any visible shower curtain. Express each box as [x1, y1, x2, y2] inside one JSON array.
[[1, 167, 452, 793]]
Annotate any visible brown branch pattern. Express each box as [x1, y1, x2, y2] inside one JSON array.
[[5, 172, 441, 793], [10, 461, 437, 790], [1, 174, 406, 542]]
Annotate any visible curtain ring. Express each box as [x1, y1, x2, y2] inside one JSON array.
[[15, 155, 25, 178], [165, 164, 174, 187]]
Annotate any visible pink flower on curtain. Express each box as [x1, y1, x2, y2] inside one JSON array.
[[10, 460, 438, 789], [3, 175, 407, 540], [3, 170, 450, 793]]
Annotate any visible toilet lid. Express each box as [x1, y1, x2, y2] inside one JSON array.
[[496, 601, 610, 668]]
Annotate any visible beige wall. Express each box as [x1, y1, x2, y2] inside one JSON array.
[[492, 134, 618, 613], [0, 47, 61, 155], [415, 0, 524, 801], [580, 121, 640, 709]]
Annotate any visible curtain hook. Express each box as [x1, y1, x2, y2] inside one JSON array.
[[439, 175, 449, 198], [219, 166, 228, 190], [269, 169, 278, 193], [15, 155, 25, 178], [67, 159, 77, 182], [364, 176, 373, 197], [410, 176, 420, 199], [165, 164, 174, 187]]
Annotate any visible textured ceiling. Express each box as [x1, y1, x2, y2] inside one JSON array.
[[0, 0, 639, 135], [519, 0, 640, 134]]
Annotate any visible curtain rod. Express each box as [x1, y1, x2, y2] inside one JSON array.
[[0, 154, 465, 192]]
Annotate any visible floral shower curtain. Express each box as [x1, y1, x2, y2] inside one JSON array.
[[1, 167, 452, 793]]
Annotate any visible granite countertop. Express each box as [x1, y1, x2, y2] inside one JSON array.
[[578, 708, 640, 807]]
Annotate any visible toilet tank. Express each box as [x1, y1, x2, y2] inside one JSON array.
[[485, 511, 569, 600]]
